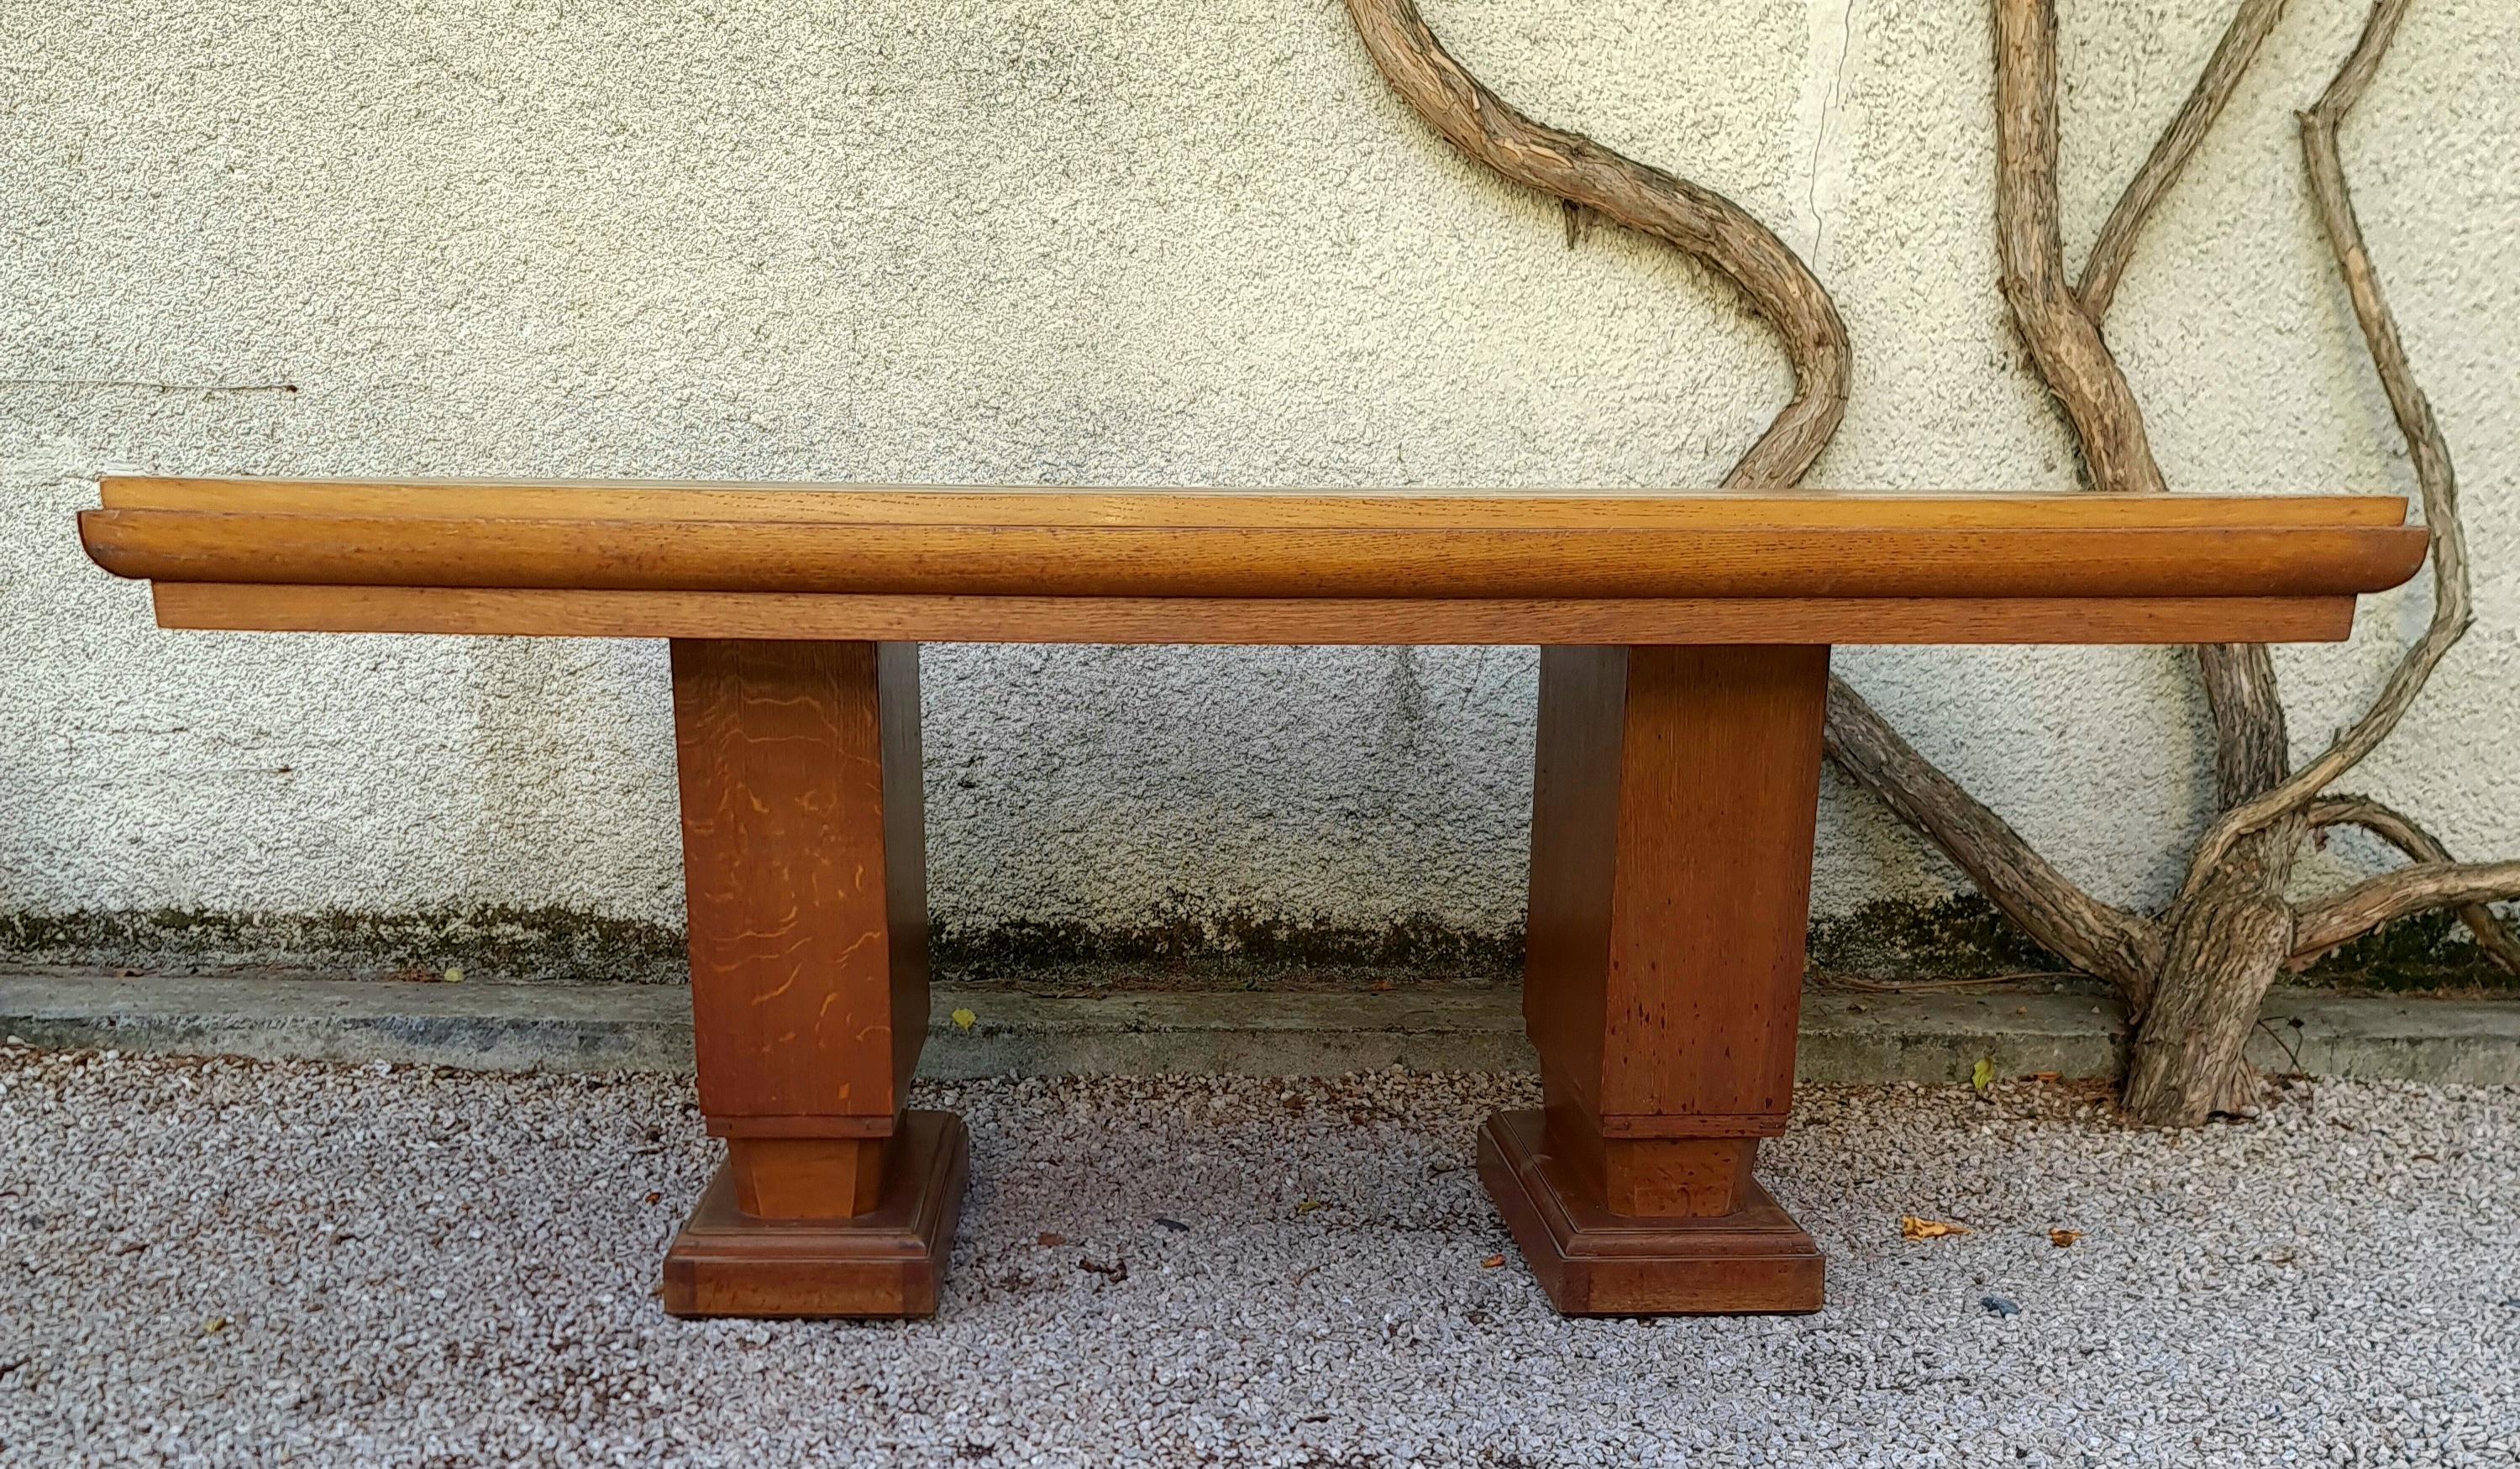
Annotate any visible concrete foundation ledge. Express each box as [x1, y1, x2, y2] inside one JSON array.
[[0, 971, 2512, 1088]]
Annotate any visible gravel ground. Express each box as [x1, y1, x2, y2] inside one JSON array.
[[0, 1047, 2513, 1467]]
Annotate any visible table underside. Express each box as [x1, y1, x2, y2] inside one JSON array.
[[147, 582, 2368, 645]]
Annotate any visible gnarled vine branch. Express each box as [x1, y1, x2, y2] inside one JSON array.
[[2177, 0, 2475, 893], [1341, 0, 2510, 1123], [2304, 795, 2520, 972], [1342, 0, 2155, 1001], [1824, 679, 2164, 999], [2293, 859, 2520, 963], [2078, 0, 2292, 320], [1341, 0, 1850, 489], [1992, 0, 2168, 496]]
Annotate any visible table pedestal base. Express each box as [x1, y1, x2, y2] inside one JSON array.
[[1479, 1111, 1821, 1317], [661, 1110, 969, 1319]]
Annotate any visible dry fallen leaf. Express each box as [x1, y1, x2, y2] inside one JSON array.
[[1296, 1198, 1325, 1215], [1901, 1215, 1973, 1241], [2027, 1071, 2062, 1083], [950, 1007, 977, 1031], [442, 967, 464, 984], [1479, 1254, 1506, 1270], [2049, 1229, 2083, 1248], [1036, 1232, 1067, 1247], [202, 1317, 230, 1336], [643, 1191, 663, 1206]]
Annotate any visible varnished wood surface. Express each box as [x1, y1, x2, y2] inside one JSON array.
[[1522, 646, 1625, 1148], [149, 583, 2361, 646], [1478, 1110, 1823, 1315], [1598, 646, 1826, 1130], [728, 1137, 890, 1221], [97, 475, 2409, 527], [88, 478, 2425, 643], [671, 640, 927, 1138], [1502, 643, 1829, 1306], [662, 1110, 968, 1319], [81, 507, 2426, 601], [1522, 647, 1827, 1189]]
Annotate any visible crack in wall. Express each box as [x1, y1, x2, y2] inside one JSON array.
[[0, 379, 298, 394], [1796, 0, 1860, 269]]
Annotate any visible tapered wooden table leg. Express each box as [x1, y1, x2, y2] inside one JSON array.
[[1483, 644, 1830, 1315], [658, 639, 965, 1319]]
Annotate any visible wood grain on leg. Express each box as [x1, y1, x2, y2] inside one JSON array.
[[660, 639, 962, 1317], [1494, 644, 1830, 1314]]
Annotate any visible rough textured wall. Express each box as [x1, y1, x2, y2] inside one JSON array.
[[3, 0, 2513, 974]]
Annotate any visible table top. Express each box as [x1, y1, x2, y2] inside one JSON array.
[[81, 477, 2428, 647]]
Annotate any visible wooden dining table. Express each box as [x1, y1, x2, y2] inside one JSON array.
[[79, 476, 2425, 1317]]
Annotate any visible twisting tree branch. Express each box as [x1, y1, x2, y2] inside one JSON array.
[[2307, 795, 2520, 972], [1343, 0, 2507, 1062], [1825, 679, 2165, 999], [1992, 0, 2168, 495], [1990, 0, 2323, 1104], [1341, 0, 1851, 488], [1994, 0, 2298, 890], [1339, 0, 2150, 990], [2078, 0, 2292, 319], [2293, 860, 2520, 964], [1814, 0, 2331, 1013], [2178, 0, 2471, 892]]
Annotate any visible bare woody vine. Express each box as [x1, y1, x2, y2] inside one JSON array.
[[1341, 0, 2519, 1125]]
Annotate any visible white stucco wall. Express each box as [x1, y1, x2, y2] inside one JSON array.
[[3, 0, 2513, 959]]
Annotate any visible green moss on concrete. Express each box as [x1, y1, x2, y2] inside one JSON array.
[[10, 893, 2509, 992], [2295, 908, 2520, 993], [1806, 895, 2070, 980], [0, 895, 2062, 989], [1805, 894, 2518, 992], [0, 906, 688, 984], [930, 900, 1524, 986], [0, 902, 1525, 988]]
